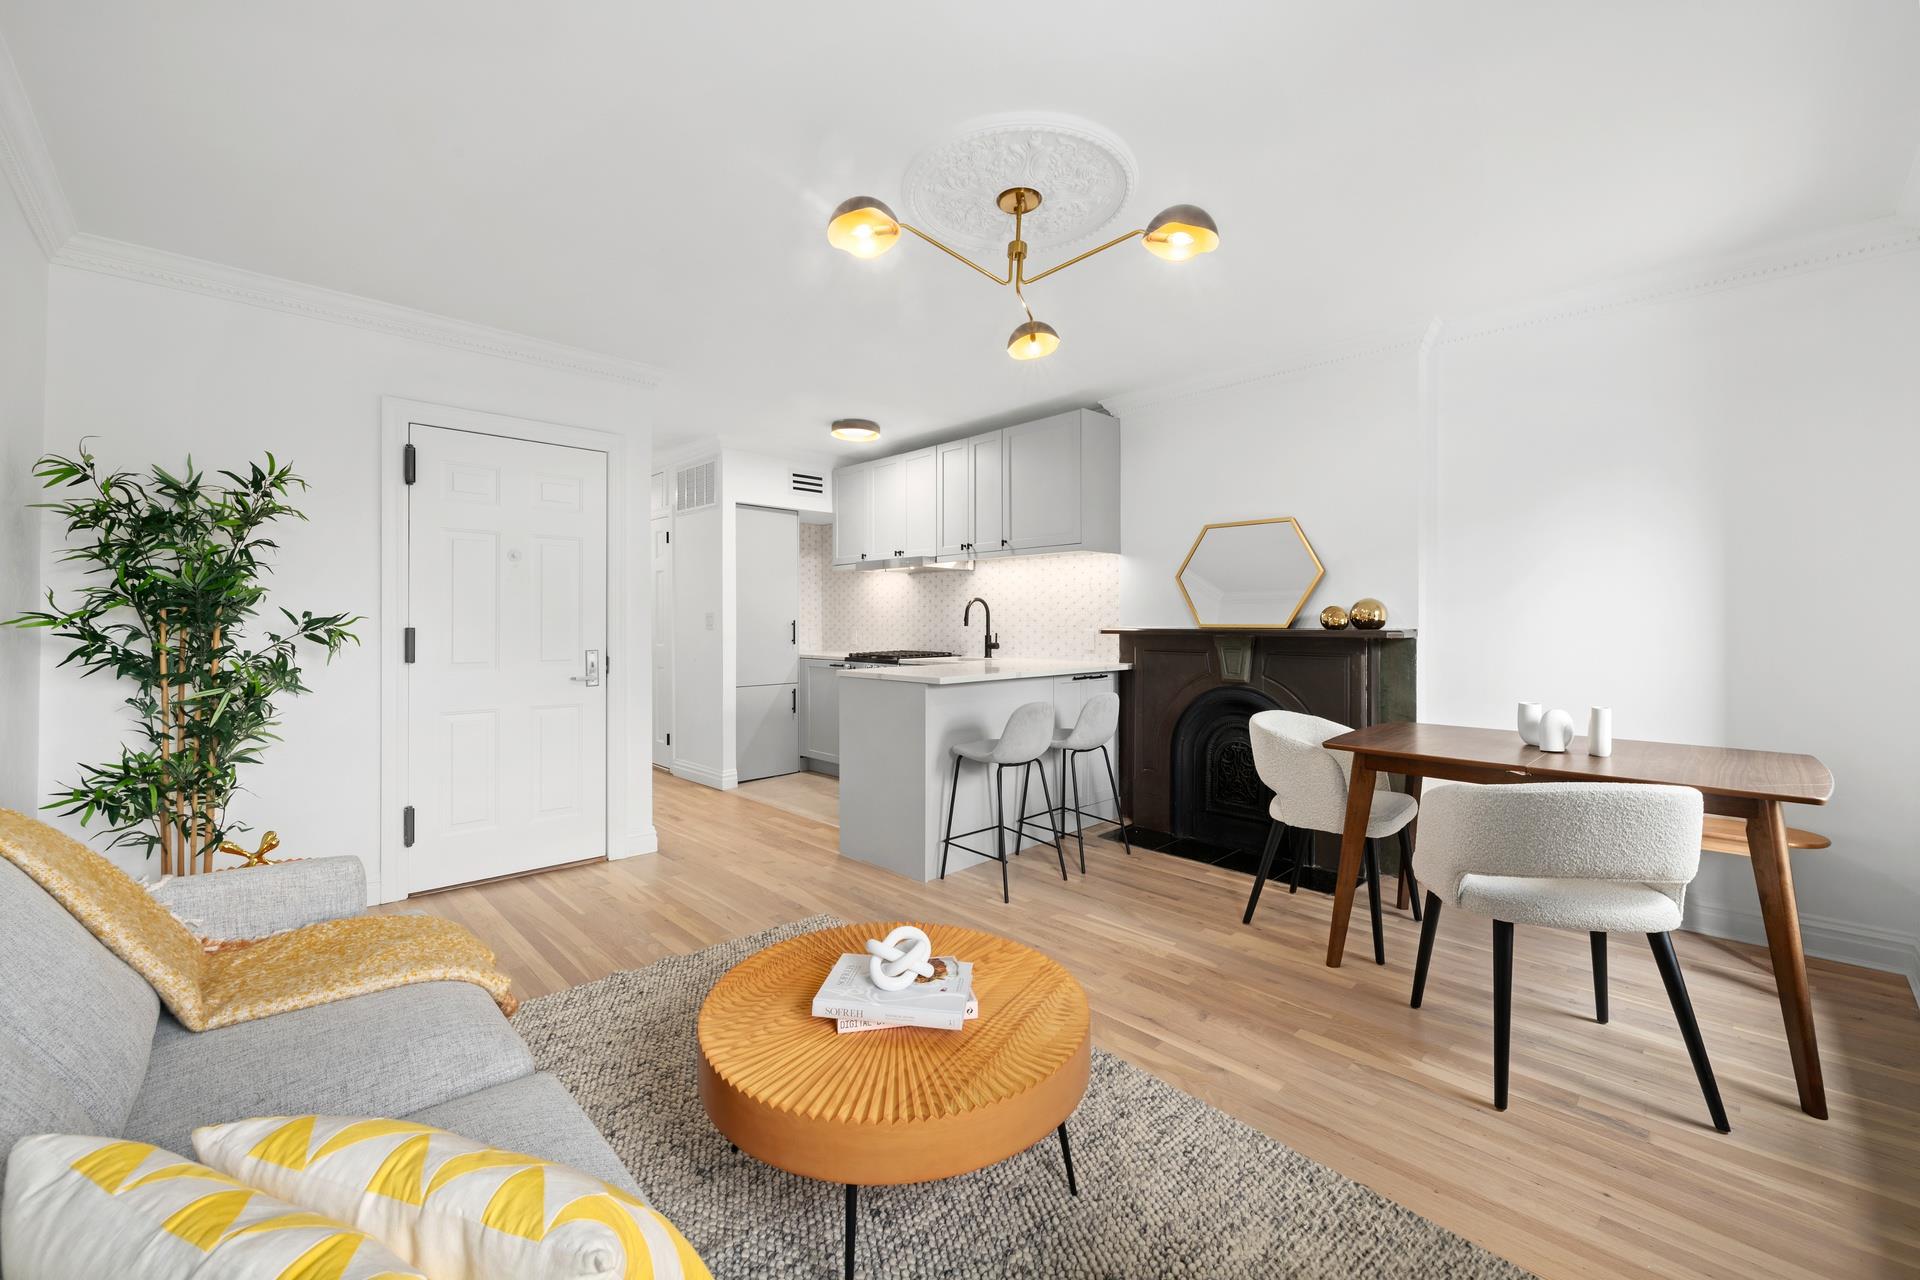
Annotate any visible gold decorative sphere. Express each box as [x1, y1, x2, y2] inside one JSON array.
[[1349, 598, 1388, 630], [1319, 604, 1350, 630]]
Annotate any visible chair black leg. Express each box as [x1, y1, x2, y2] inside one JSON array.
[[1590, 932, 1609, 1023], [1099, 745, 1131, 855], [1069, 752, 1087, 873], [993, 765, 1009, 903], [1288, 830, 1309, 894], [938, 754, 962, 881], [1056, 1122, 1078, 1196], [1492, 920, 1514, 1110], [1403, 830, 1422, 921], [1034, 762, 1067, 881], [1410, 892, 1443, 1007], [1243, 820, 1284, 925], [1364, 839, 1385, 965], [844, 1183, 857, 1280], [1648, 932, 1731, 1133]]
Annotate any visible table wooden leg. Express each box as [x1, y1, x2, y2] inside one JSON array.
[[1746, 799, 1827, 1119], [1325, 759, 1378, 967], [1394, 775, 1423, 910]]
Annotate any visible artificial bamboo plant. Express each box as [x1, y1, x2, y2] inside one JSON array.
[[6, 446, 359, 875]]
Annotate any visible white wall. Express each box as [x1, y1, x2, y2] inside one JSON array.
[[35, 267, 654, 897], [1114, 243, 1920, 988], [1116, 350, 1423, 630], [1431, 249, 1920, 976], [0, 180, 46, 810], [668, 503, 728, 787]]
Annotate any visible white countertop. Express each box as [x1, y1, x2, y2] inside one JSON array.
[[840, 658, 1130, 685], [799, 651, 850, 661]]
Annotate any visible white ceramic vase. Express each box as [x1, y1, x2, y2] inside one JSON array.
[[1588, 706, 1613, 757], [1517, 702, 1544, 746], [1538, 708, 1576, 752]]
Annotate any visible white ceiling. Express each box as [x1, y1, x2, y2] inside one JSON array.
[[5, 1, 1917, 455]]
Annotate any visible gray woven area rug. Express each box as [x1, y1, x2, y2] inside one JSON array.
[[512, 917, 1531, 1280]]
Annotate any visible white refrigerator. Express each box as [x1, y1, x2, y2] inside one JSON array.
[[734, 505, 800, 782]]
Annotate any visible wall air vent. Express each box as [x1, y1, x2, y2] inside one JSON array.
[[789, 471, 825, 495], [674, 460, 718, 512]]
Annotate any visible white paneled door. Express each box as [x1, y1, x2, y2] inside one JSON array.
[[407, 425, 609, 892]]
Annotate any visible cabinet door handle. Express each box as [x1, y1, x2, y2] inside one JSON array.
[[790, 620, 796, 643], [1001, 538, 1009, 547], [792, 688, 797, 713]]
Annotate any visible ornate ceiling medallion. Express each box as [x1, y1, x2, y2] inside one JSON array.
[[826, 114, 1218, 361], [900, 113, 1138, 254]]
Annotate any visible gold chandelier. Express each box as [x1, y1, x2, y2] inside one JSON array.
[[826, 186, 1219, 360]]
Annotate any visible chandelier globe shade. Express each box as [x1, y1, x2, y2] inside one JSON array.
[[829, 419, 882, 442], [1142, 204, 1220, 261], [826, 197, 901, 259], [1006, 321, 1061, 361]]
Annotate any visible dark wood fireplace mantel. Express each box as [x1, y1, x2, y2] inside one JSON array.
[[1103, 627, 1416, 874]]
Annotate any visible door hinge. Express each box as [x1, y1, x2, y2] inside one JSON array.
[[403, 626, 416, 663], [402, 805, 416, 847], [403, 442, 417, 485]]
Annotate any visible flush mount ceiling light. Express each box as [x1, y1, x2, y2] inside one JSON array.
[[826, 184, 1218, 360], [830, 418, 882, 442]]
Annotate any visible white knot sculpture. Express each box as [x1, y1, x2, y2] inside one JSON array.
[[864, 925, 936, 992]]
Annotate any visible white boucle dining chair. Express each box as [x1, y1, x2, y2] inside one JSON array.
[[1409, 781, 1730, 1132], [1242, 710, 1419, 965]]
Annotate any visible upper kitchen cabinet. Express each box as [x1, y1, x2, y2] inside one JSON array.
[[831, 461, 872, 565], [1004, 409, 1120, 553], [837, 408, 1118, 565]]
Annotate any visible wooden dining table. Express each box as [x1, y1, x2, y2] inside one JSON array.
[[1321, 722, 1836, 1118]]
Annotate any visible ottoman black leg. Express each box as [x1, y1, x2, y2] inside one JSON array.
[[1057, 1122, 1078, 1196], [844, 1183, 857, 1279]]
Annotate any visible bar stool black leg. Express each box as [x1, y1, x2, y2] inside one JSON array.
[[993, 765, 1009, 904], [1590, 931, 1609, 1023], [1648, 932, 1731, 1133], [1057, 1123, 1078, 1196], [1099, 745, 1132, 855], [938, 754, 962, 881], [1493, 919, 1514, 1110], [1410, 892, 1442, 1007], [1034, 763, 1068, 881], [844, 1184, 857, 1279], [1243, 820, 1284, 925], [1069, 752, 1087, 873], [1364, 839, 1385, 965], [1014, 762, 1032, 858]]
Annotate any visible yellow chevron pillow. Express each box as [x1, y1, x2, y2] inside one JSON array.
[[193, 1116, 710, 1280], [0, 1134, 425, 1279]]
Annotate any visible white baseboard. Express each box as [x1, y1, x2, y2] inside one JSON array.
[[615, 827, 659, 858], [1685, 900, 1920, 1010], [671, 760, 737, 791]]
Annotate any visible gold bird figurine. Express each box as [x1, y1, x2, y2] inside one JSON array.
[[217, 831, 280, 867]]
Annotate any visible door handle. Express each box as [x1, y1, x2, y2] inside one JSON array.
[[570, 648, 601, 686]]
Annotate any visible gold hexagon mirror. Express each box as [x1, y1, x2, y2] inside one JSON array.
[[1175, 517, 1325, 629]]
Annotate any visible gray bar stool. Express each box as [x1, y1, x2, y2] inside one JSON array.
[[1049, 691, 1131, 873], [938, 700, 1066, 902]]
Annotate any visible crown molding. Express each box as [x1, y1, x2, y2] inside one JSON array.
[[0, 27, 76, 257], [53, 234, 665, 387], [1441, 215, 1920, 347]]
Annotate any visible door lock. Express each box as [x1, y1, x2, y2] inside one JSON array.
[[570, 648, 602, 686]]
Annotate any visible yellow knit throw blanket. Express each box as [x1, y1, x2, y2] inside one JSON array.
[[0, 809, 515, 1030]]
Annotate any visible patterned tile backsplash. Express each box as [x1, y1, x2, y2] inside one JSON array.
[[798, 522, 1121, 660]]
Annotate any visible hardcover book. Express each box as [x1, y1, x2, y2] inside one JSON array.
[[811, 954, 975, 1031]]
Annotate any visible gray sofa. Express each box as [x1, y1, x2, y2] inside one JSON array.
[[0, 854, 637, 1228]]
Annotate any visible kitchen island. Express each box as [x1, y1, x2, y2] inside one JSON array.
[[838, 658, 1128, 883]]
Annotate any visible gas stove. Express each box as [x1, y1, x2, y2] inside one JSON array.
[[844, 649, 956, 665]]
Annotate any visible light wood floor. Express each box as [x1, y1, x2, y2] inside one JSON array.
[[397, 770, 1920, 1279]]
